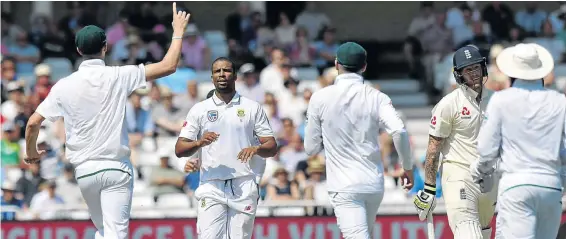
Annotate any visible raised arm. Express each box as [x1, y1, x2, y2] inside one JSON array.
[[144, 3, 190, 81]]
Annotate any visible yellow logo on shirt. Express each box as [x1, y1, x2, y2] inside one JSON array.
[[201, 199, 206, 208], [237, 109, 245, 118]]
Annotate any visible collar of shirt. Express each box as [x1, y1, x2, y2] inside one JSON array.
[[334, 73, 363, 85], [211, 91, 241, 106], [512, 79, 545, 90], [79, 59, 105, 69], [458, 85, 490, 104]]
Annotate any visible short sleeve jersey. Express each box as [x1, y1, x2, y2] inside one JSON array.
[[429, 87, 490, 168], [35, 59, 146, 165], [179, 92, 274, 181]]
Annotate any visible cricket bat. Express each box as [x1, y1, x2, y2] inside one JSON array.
[[427, 214, 435, 239]]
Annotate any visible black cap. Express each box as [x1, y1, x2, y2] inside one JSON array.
[[75, 25, 107, 55], [453, 45, 485, 71]]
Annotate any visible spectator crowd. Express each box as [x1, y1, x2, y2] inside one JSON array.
[[2, 1, 565, 221]]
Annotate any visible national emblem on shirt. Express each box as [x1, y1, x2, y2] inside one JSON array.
[[207, 110, 218, 122], [430, 116, 437, 129], [237, 109, 245, 118]]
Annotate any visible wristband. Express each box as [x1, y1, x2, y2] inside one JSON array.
[[172, 36, 183, 40], [424, 183, 437, 195]]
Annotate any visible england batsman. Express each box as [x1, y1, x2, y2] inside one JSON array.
[[304, 42, 414, 239], [470, 43, 566, 238], [24, 3, 190, 238], [175, 57, 277, 239], [413, 45, 497, 239]]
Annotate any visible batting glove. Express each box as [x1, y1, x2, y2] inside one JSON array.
[[470, 160, 495, 193], [413, 184, 437, 221]]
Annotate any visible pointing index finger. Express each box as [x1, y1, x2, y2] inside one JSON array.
[[173, 2, 177, 15]]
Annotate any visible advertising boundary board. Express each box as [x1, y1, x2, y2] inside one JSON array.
[[2, 213, 566, 239]]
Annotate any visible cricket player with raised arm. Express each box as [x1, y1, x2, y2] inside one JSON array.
[[470, 43, 566, 239], [304, 42, 414, 239], [175, 57, 277, 239], [23, 3, 190, 238], [413, 45, 497, 239]]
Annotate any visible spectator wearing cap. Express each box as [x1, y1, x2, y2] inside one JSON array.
[[7, 32, 40, 77], [181, 24, 210, 71], [34, 64, 53, 101], [29, 180, 65, 220], [125, 89, 155, 149], [173, 80, 201, 114], [312, 26, 339, 74], [149, 149, 186, 199], [1, 181, 23, 221], [16, 162, 46, 208], [236, 63, 264, 103], [1, 121, 21, 168], [266, 167, 300, 201], [151, 86, 185, 137], [55, 163, 82, 205], [2, 81, 25, 121], [303, 161, 329, 212]]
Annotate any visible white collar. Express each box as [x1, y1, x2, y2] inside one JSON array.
[[334, 73, 363, 85], [211, 91, 241, 106], [79, 59, 105, 68]]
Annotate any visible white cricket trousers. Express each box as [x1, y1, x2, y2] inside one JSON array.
[[441, 163, 498, 239], [495, 184, 562, 239], [75, 159, 134, 239], [195, 175, 260, 239], [329, 191, 384, 239]]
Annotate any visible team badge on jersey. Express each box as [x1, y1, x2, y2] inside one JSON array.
[[201, 199, 206, 208], [207, 110, 218, 122], [237, 109, 245, 118]]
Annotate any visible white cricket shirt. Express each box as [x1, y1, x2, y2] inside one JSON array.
[[36, 59, 147, 167], [477, 80, 566, 191], [304, 73, 406, 193], [429, 86, 491, 170], [179, 92, 274, 182]]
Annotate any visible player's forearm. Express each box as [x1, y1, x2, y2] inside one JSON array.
[[391, 129, 413, 170], [144, 32, 183, 81], [175, 138, 201, 158], [256, 137, 277, 158], [424, 135, 444, 186], [25, 113, 44, 154]]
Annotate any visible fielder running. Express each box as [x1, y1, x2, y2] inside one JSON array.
[[304, 42, 414, 239], [413, 45, 497, 239], [175, 57, 277, 239], [470, 43, 566, 239], [24, 3, 190, 238]]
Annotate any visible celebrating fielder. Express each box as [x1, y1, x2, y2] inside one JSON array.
[[175, 57, 277, 239], [24, 3, 189, 238], [413, 45, 497, 239], [470, 43, 566, 238], [305, 42, 414, 239], [26, 3, 189, 239]]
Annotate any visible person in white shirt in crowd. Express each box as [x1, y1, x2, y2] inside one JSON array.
[[29, 180, 65, 220], [305, 42, 414, 239], [236, 63, 265, 104], [175, 57, 277, 239], [295, 2, 331, 41], [413, 45, 496, 239], [470, 43, 566, 239], [2, 81, 26, 122], [24, 4, 190, 238], [278, 77, 308, 127], [259, 48, 290, 97]]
